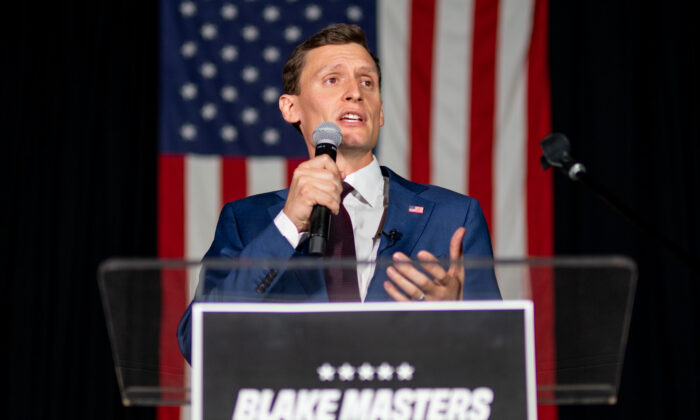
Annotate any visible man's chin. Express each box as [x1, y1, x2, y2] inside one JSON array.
[[339, 137, 375, 151], [338, 131, 376, 147]]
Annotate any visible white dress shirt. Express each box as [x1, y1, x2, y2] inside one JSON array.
[[274, 156, 387, 301]]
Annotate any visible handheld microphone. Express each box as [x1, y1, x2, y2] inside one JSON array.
[[308, 122, 343, 256]]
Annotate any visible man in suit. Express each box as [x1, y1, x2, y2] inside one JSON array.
[[177, 24, 500, 362]]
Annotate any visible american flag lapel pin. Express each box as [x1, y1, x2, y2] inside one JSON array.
[[408, 205, 424, 214]]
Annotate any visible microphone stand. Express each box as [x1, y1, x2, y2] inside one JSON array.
[[540, 133, 699, 276]]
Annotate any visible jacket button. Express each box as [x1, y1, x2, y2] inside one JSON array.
[[257, 268, 279, 294]]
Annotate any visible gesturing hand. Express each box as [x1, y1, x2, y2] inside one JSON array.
[[383, 227, 466, 301]]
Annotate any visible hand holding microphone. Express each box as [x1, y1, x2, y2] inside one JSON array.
[[308, 122, 343, 255], [282, 122, 343, 253]]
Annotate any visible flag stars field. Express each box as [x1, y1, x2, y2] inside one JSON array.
[[262, 87, 279, 104], [180, 83, 197, 100], [242, 25, 259, 42], [221, 45, 238, 62], [220, 85, 238, 102], [346, 5, 363, 21], [220, 3, 237, 20], [220, 125, 237, 142], [241, 108, 259, 125], [200, 23, 217, 40], [262, 128, 280, 146], [179, 123, 196, 141], [262, 46, 280, 63], [179, 1, 196, 17], [180, 41, 197, 58], [284, 25, 302, 43], [263, 5, 281, 22], [241, 66, 259, 83], [199, 62, 217, 79], [305, 4, 322, 21], [161, 1, 376, 191], [200, 103, 217, 120]]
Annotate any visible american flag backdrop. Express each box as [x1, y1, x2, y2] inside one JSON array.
[[158, 1, 554, 419]]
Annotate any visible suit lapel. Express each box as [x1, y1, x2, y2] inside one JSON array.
[[377, 168, 434, 257], [366, 168, 435, 300]]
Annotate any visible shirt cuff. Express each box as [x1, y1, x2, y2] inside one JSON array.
[[274, 210, 308, 249]]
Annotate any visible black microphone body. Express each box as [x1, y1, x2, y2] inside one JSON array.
[[308, 122, 343, 256]]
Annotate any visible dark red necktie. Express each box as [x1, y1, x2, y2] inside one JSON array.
[[324, 182, 361, 301]]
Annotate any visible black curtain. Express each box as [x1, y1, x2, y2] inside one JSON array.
[[6, 1, 698, 419], [7, 1, 157, 419], [550, 0, 699, 419]]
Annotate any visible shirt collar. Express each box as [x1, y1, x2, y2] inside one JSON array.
[[343, 155, 384, 208]]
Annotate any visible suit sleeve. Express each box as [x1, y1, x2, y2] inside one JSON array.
[[177, 201, 295, 363], [461, 199, 502, 300]]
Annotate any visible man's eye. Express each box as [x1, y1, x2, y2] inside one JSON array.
[[361, 80, 373, 87], [326, 77, 337, 84]]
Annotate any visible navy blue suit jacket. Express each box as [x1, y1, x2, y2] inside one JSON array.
[[177, 167, 500, 362]]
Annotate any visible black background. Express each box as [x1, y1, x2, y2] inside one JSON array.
[[6, 0, 698, 419]]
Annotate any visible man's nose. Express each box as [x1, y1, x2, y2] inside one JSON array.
[[344, 81, 362, 101]]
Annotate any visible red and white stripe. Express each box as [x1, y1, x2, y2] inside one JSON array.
[[158, 0, 553, 418], [377, 0, 551, 259], [376, 0, 555, 417], [157, 156, 304, 420]]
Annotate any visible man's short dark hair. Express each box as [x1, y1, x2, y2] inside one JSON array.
[[282, 24, 381, 95]]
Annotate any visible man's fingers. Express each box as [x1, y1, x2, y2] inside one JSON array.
[[415, 250, 451, 286], [447, 227, 466, 275], [449, 227, 466, 260], [386, 228, 466, 301], [306, 189, 341, 214], [293, 167, 342, 194], [283, 156, 345, 231], [386, 265, 429, 299], [383, 280, 411, 302], [391, 253, 434, 291], [301, 154, 342, 176]]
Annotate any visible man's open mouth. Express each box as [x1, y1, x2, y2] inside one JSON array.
[[339, 112, 364, 122]]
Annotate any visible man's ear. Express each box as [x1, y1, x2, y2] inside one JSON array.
[[279, 94, 301, 124]]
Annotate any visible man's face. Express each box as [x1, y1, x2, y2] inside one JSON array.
[[280, 43, 384, 156]]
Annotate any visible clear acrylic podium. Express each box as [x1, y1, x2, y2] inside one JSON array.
[[98, 256, 636, 407]]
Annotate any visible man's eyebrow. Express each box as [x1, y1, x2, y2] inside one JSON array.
[[314, 63, 379, 77], [316, 63, 343, 75], [356, 65, 379, 76]]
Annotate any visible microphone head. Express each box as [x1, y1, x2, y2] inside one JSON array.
[[313, 122, 342, 147], [540, 132, 572, 169]]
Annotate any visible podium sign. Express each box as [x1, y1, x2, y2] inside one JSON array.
[[191, 301, 536, 420]]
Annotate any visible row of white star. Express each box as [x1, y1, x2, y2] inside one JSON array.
[[179, 3, 364, 25], [181, 42, 282, 64], [179, 123, 280, 145], [316, 362, 416, 382], [181, 83, 278, 106]]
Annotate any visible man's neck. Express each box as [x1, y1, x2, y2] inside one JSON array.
[[336, 151, 374, 178]]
